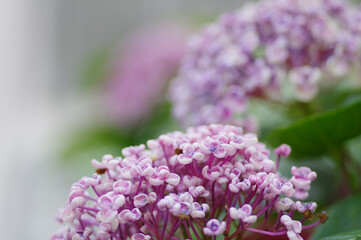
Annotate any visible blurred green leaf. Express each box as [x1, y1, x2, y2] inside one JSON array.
[[317, 87, 361, 110], [63, 127, 134, 163], [265, 100, 361, 158], [81, 47, 112, 89], [62, 102, 178, 167], [320, 230, 361, 240], [311, 194, 361, 240], [347, 135, 361, 166], [133, 102, 179, 141]]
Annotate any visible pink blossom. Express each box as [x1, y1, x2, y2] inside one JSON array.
[[118, 208, 141, 224], [229, 178, 251, 193], [131, 233, 151, 240], [281, 215, 303, 240], [274, 144, 292, 158], [269, 179, 295, 197], [91, 155, 120, 171], [107, 23, 189, 127], [291, 167, 317, 188], [149, 166, 180, 186], [97, 209, 118, 223], [188, 185, 209, 198], [98, 192, 125, 210], [177, 143, 205, 164], [113, 179, 132, 195], [200, 137, 227, 158], [120, 156, 154, 179], [191, 202, 209, 218], [202, 165, 224, 182], [203, 219, 226, 236], [230, 204, 257, 223], [134, 193, 149, 208], [275, 198, 295, 212], [294, 201, 317, 213]]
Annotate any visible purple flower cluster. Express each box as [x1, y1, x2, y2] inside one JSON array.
[[107, 23, 188, 127], [52, 124, 326, 240], [170, 0, 361, 128]]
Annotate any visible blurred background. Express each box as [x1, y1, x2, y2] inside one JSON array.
[[0, 1, 245, 239]]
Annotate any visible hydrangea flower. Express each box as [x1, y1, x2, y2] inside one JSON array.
[[107, 23, 189, 127], [170, 0, 361, 129], [51, 124, 326, 240]]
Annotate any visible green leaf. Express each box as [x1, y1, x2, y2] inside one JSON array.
[[61, 102, 178, 167], [265, 100, 361, 158], [317, 87, 361, 110], [62, 126, 135, 163], [311, 194, 361, 240], [80, 47, 112, 90], [133, 101, 179, 141], [320, 229, 361, 240]]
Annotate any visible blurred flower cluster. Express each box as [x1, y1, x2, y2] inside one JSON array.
[[107, 24, 189, 127], [170, 0, 361, 128], [52, 124, 325, 240]]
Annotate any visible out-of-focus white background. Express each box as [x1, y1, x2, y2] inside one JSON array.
[[0, 1, 244, 239]]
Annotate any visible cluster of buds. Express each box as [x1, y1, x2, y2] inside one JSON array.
[[170, 0, 361, 128], [51, 124, 326, 240]]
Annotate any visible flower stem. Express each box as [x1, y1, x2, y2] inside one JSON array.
[[161, 209, 169, 240], [257, 195, 279, 217]]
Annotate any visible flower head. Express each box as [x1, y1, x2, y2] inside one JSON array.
[[52, 124, 323, 240], [170, 0, 361, 129]]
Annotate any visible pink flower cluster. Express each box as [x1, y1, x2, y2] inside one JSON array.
[[51, 124, 326, 240], [107, 23, 189, 127], [170, 0, 361, 128]]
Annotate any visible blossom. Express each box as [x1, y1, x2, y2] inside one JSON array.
[[131, 233, 151, 240], [275, 198, 295, 212], [291, 166, 317, 188], [291, 166, 317, 200], [177, 143, 205, 164], [149, 166, 180, 186], [229, 178, 251, 193], [200, 137, 228, 158], [107, 23, 189, 127], [230, 205, 257, 223], [295, 201, 318, 220], [274, 144, 292, 158], [294, 201, 317, 213], [118, 208, 141, 224], [98, 192, 125, 210], [52, 124, 324, 240], [203, 219, 226, 236], [281, 215, 303, 240], [269, 178, 295, 197], [170, 0, 361, 129]]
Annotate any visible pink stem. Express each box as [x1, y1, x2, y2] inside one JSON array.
[[161, 209, 169, 240], [302, 219, 321, 230], [246, 228, 287, 236], [78, 206, 99, 213], [276, 154, 281, 169], [91, 186, 101, 197], [257, 195, 279, 217]]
